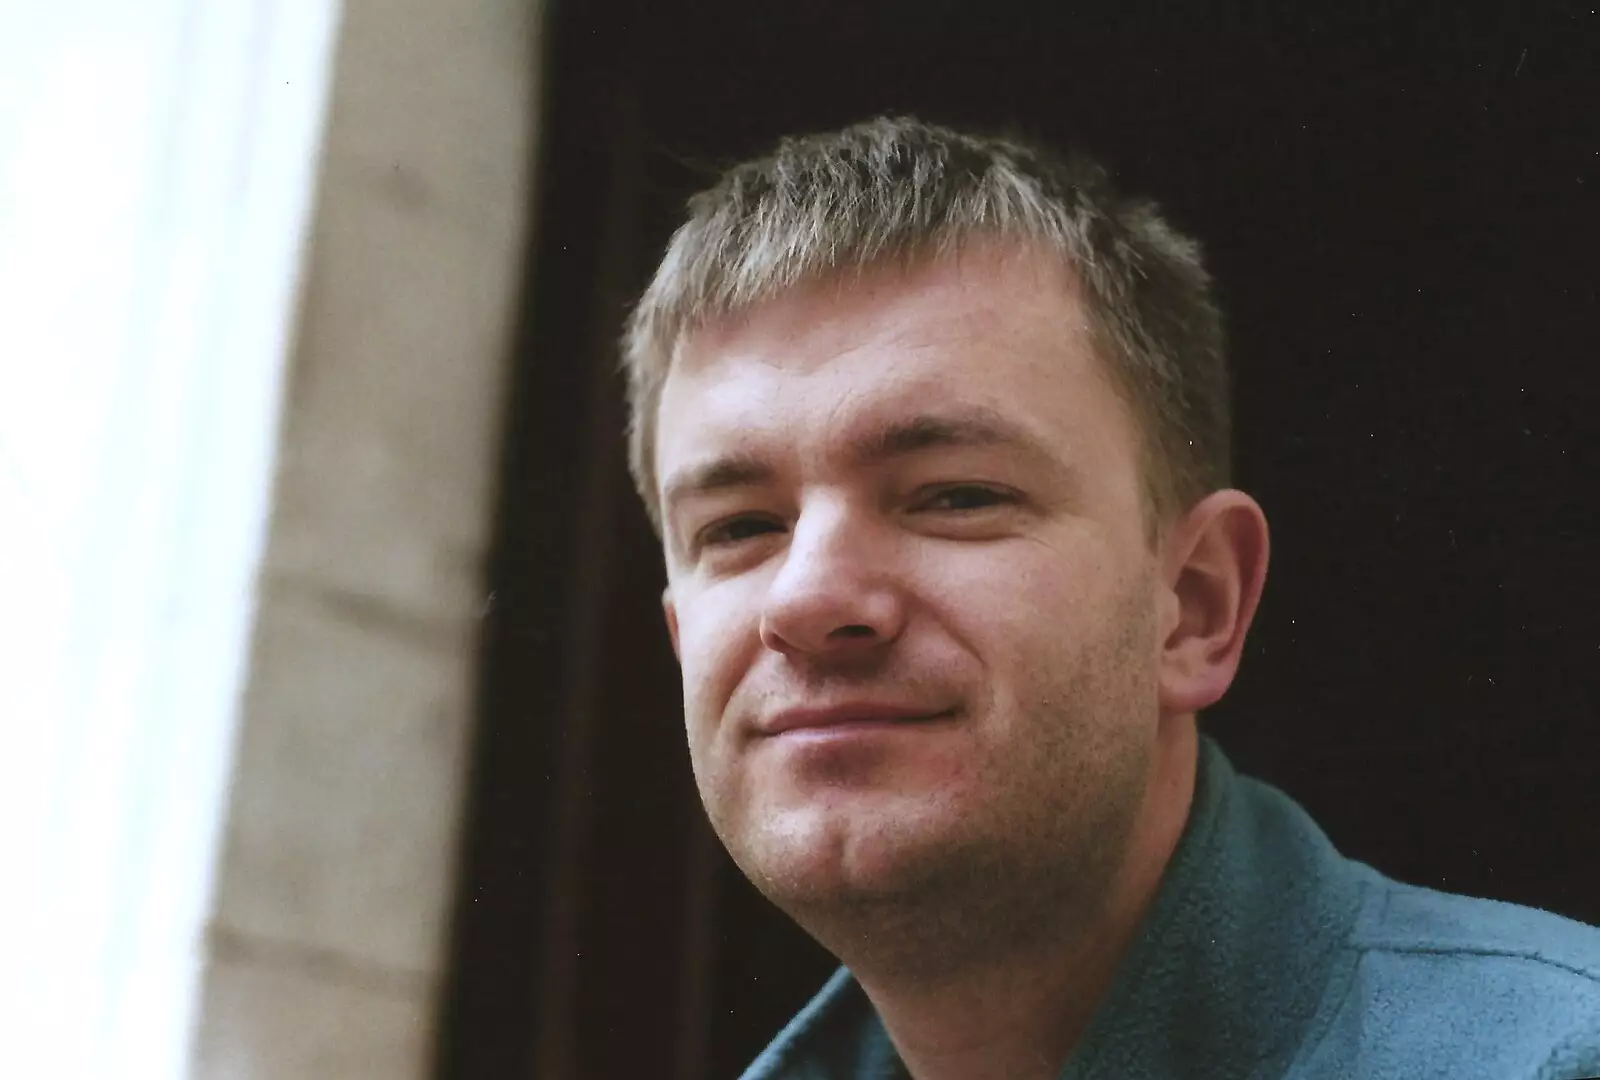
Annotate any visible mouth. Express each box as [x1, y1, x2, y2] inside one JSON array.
[[757, 704, 959, 738]]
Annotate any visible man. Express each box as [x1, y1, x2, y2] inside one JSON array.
[[619, 117, 1600, 1079]]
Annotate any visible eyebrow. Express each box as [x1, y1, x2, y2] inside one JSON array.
[[856, 408, 1043, 463], [659, 406, 1062, 512]]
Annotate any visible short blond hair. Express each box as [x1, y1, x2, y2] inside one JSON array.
[[622, 116, 1231, 538]]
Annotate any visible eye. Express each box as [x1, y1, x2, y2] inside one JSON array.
[[914, 484, 1017, 512], [699, 514, 784, 548]]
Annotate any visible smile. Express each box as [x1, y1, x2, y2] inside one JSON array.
[[757, 704, 959, 739]]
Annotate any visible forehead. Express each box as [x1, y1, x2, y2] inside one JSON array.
[[655, 246, 1134, 474]]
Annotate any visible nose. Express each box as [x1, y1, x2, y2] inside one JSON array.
[[758, 502, 907, 659]]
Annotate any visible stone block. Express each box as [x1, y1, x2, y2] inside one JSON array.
[[192, 945, 431, 1080], [322, 0, 537, 240], [212, 580, 474, 975], [263, 154, 521, 627]]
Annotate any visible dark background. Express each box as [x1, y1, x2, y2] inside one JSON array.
[[434, 3, 1599, 1078]]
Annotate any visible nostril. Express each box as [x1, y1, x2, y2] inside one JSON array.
[[831, 624, 876, 640]]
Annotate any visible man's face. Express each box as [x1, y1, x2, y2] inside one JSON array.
[[655, 246, 1167, 922]]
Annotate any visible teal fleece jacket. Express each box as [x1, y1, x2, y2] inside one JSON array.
[[740, 736, 1600, 1080]]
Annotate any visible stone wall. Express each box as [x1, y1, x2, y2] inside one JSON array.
[[190, 0, 543, 1075]]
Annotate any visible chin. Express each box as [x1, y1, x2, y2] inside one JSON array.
[[731, 800, 971, 911]]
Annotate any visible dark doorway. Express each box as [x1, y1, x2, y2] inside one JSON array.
[[435, 4, 1598, 1078]]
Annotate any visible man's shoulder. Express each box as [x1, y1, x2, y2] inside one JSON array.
[[1306, 867, 1600, 1079], [1349, 868, 1600, 981]]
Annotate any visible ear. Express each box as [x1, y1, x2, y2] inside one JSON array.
[[662, 586, 681, 662], [1156, 489, 1270, 717]]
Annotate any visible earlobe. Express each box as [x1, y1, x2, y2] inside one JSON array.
[[1157, 490, 1270, 717], [662, 588, 681, 662]]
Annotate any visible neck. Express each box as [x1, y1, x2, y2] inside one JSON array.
[[850, 719, 1199, 1080]]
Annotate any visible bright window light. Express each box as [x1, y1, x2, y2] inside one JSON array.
[[0, 2, 340, 1076]]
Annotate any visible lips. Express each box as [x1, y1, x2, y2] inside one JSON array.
[[757, 702, 956, 737]]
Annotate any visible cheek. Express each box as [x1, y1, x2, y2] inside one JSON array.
[[925, 538, 1136, 681], [930, 539, 1099, 626], [674, 591, 759, 721]]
